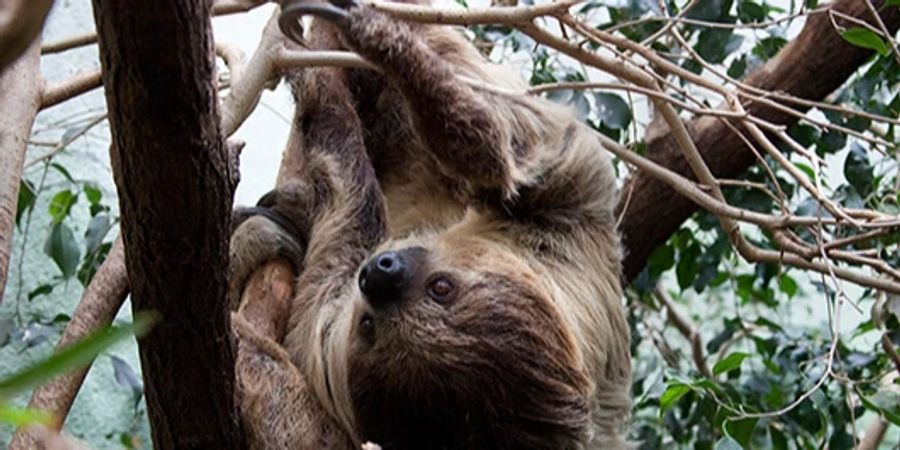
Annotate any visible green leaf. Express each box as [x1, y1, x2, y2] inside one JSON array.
[[570, 92, 591, 121], [27, 284, 55, 301], [44, 223, 81, 279], [659, 383, 691, 412], [713, 352, 749, 376], [647, 244, 676, 278], [695, 28, 736, 64], [844, 143, 874, 196], [48, 189, 77, 224], [779, 275, 798, 299], [594, 92, 632, 130], [83, 183, 102, 205], [727, 55, 747, 79], [84, 214, 112, 255], [858, 390, 900, 425], [841, 28, 890, 57], [0, 403, 53, 427], [725, 418, 758, 447], [886, 0, 900, 6], [737, 1, 765, 23], [715, 436, 744, 450], [15, 179, 36, 229], [50, 162, 75, 184], [0, 313, 158, 399]]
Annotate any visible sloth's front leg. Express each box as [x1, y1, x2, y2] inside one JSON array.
[[281, 1, 538, 199]]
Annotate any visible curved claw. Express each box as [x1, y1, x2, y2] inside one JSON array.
[[279, 0, 352, 43]]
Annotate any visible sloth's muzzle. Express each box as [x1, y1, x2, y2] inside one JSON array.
[[359, 250, 409, 307]]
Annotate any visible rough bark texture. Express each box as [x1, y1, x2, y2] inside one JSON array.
[[90, 1, 244, 448], [617, 0, 900, 282], [0, 39, 41, 302], [9, 237, 128, 450]]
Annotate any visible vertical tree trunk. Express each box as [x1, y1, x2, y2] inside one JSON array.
[[0, 40, 42, 302], [90, 1, 245, 448]]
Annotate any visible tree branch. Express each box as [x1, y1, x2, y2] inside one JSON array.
[[0, 40, 42, 302], [40, 70, 103, 110], [616, 0, 900, 281]]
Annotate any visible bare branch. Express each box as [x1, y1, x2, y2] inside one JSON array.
[[365, 0, 578, 25], [654, 288, 712, 378], [41, 32, 98, 55], [40, 70, 103, 110]]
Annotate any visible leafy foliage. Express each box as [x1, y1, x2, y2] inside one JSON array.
[[471, 0, 900, 447]]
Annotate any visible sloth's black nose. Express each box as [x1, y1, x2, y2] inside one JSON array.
[[359, 251, 408, 307]]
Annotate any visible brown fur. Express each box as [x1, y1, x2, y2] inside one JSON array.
[[231, 5, 630, 449]]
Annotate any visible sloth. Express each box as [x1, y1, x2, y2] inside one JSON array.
[[230, 1, 631, 448]]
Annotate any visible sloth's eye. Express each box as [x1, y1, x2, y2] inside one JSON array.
[[427, 277, 455, 304]]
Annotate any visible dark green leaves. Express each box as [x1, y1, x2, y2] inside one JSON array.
[[714, 436, 743, 450], [594, 92, 632, 130], [0, 404, 53, 427], [0, 313, 158, 400], [48, 189, 77, 224], [844, 143, 874, 196], [45, 223, 81, 279], [713, 352, 749, 376], [841, 28, 891, 57], [724, 418, 758, 447], [16, 179, 36, 229], [737, 1, 765, 23], [660, 382, 691, 411]]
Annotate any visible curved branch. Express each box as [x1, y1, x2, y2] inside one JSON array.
[[365, 0, 577, 25]]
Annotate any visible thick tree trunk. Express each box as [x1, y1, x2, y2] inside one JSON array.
[[617, 0, 900, 282], [0, 40, 41, 301], [91, 1, 245, 448]]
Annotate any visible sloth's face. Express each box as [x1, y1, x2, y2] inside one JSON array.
[[346, 240, 591, 449]]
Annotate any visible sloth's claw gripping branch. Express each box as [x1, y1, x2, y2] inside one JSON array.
[[279, 0, 359, 43]]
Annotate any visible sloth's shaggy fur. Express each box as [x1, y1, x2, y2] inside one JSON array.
[[231, 4, 631, 449]]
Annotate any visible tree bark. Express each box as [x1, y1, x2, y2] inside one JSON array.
[[617, 0, 900, 282], [90, 0, 245, 448], [0, 39, 41, 302]]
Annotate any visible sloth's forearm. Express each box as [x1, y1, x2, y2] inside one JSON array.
[[342, 8, 527, 194]]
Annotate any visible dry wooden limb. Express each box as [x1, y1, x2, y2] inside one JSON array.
[[0, 40, 42, 302], [41, 70, 103, 110], [654, 288, 712, 378], [854, 417, 887, 450], [9, 237, 129, 450]]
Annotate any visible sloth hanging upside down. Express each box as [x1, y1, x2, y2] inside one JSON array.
[[229, 0, 631, 448]]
